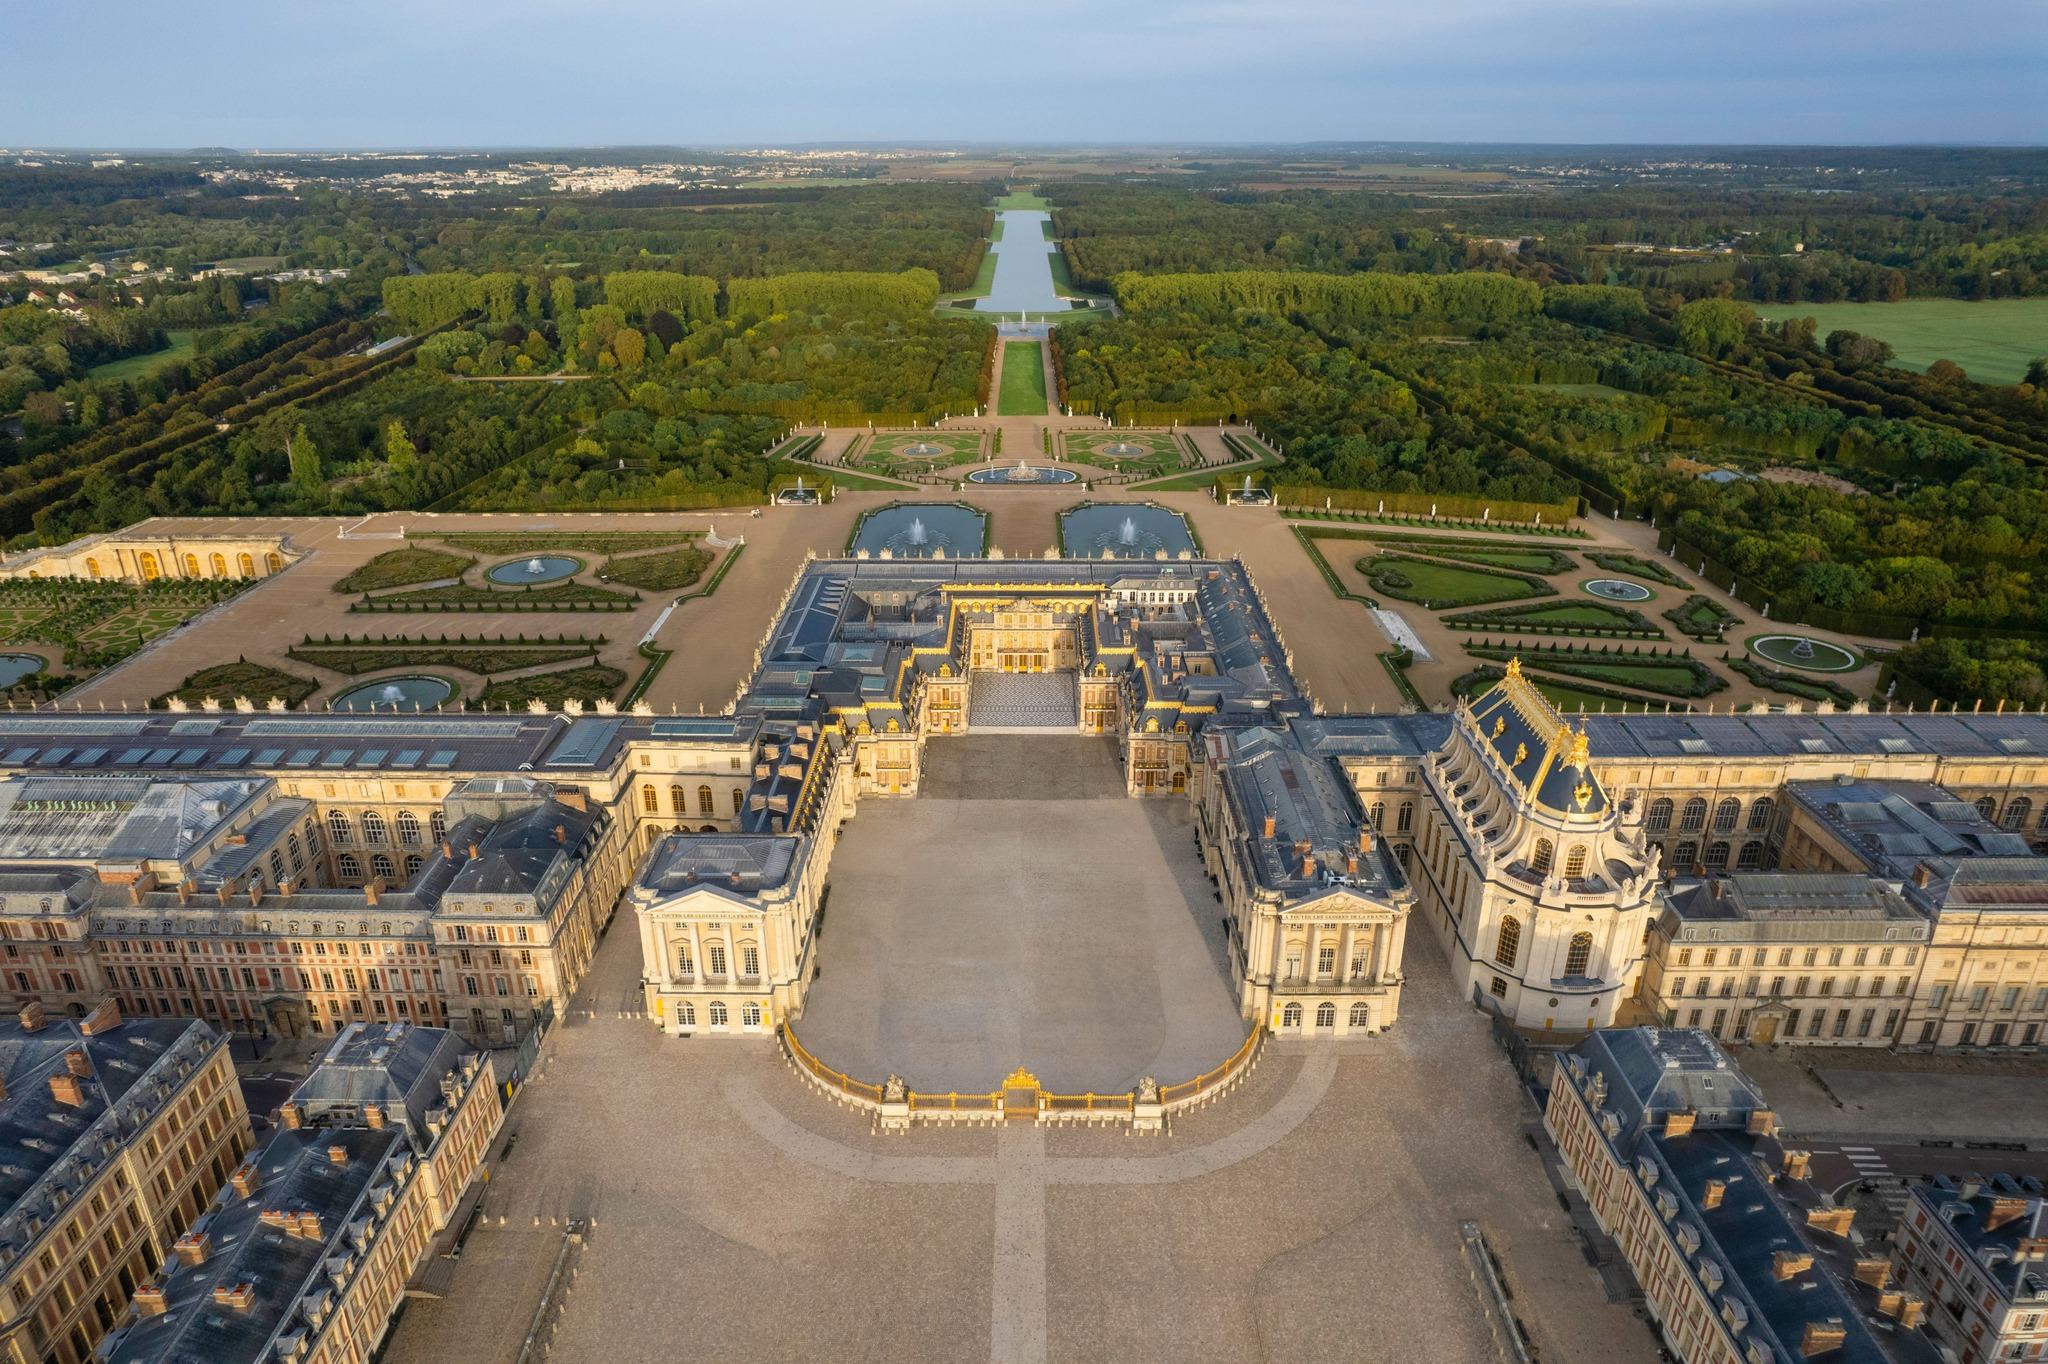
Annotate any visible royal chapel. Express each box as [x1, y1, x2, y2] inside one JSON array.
[[0, 556, 2044, 1066]]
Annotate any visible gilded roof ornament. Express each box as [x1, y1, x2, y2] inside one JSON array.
[[1491, 715, 1507, 739], [1504, 656, 1523, 680], [1566, 723, 1591, 769]]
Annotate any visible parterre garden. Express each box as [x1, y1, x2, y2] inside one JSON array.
[[1059, 430, 1196, 481], [842, 430, 988, 479], [0, 577, 246, 680]]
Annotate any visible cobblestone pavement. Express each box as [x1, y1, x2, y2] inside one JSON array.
[[795, 736, 1244, 1093], [1735, 1043, 2048, 1142], [385, 888, 1648, 1364]]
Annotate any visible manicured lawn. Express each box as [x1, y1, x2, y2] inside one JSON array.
[[1549, 661, 1711, 695], [995, 190, 1049, 210], [1751, 298, 2048, 384], [87, 330, 197, 381], [1447, 601, 1654, 630], [1359, 555, 1545, 607], [1586, 552, 1686, 587], [997, 342, 1048, 416], [336, 547, 474, 593], [431, 532, 691, 555], [290, 645, 596, 676], [600, 545, 714, 591]]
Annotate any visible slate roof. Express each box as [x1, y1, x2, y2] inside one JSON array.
[[96, 1125, 407, 1364], [0, 776, 267, 864], [287, 1022, 473, 1143], [1466, 667, 1608, 817], [1908, 1174, 2048, 1306]]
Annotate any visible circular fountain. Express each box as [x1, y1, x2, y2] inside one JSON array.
[[0, 654, 44, 688], [1098, 441, 1146, 459], [966, 459, 1076, 485], [901, 441, 948, 459], [485, 555, 581, 586], [1749, 634, 1859, 673], [1583, 578, 1654, 603], [331, 675, 457, 712]]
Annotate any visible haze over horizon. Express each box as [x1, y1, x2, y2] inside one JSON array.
[[4, 0, 2043, 149]]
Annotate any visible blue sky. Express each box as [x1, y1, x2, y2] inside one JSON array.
[[3, 0, 2042, 147]]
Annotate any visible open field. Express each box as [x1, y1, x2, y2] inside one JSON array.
[[1753, 298, 2048, 384], [85, 329, 197, 381]]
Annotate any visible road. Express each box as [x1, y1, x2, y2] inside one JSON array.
[[1807, 1137, 2047, 1231]]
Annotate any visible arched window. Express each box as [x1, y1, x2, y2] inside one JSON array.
[[1736, 841, 1764, 870], [395, 811, 421, 845], [361, 811, 387, 844], [677, 1001, 695, 1027], [337, 854, 361, 880], [1315, 1002, 1336, 1029], [1530, 839, 1553, 876], [698, 784, 714, 816], [669, 784, 686, 815], [371, 854, 394, 881], [1713, 798, 1740, 833], [287, 832, 303, 867], [1348, 1002, 1370, 1029], [265, 552, 284, 573], [183, 553, 201, 577], [1679, 798, 1707, 832], [2005, 797, 2032, 831], [238, 552, 255, 577], [1564, 844, 1589, 878], [85, 557, 102, 579], [1646, 798, 1673, 832], [430, 810, 447, 842], [1565, 932, 1593, 977], [404, 855, 423, 880], [641, 785, 659, 814], [138, 551, 161, 580], [1976, 795, 1998, 822], [732, 789, 744, 814], [1494, 916, 1521, 967], [327, 810, 352, 845], [269, 851, 286, 882], [1747, 797, 1775, 833], [708, 1000, 728, 1027], [1397, 802, 1413, 833], [1704, 841, 1730, 871], [1281, 1003, 1303, 1028], [1673, 841, 1698, 872], [741, 1002, 762, 1027], [209, 553, 227, 577]]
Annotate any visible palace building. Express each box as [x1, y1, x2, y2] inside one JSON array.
[[1, 556, 2047, 1058]]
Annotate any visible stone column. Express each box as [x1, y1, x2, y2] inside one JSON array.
[[1387, 915, 1408, 982], [1337, 923, 1355, 985]]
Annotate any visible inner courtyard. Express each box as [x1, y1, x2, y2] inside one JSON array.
[[795, 735, 1244, 1093]]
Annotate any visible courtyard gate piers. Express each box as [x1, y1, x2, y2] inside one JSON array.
[[778, 1022, 1264, 1134]]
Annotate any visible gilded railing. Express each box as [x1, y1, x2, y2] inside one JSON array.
[[1040, 1091, 1135, 1115], [781, 1024, 884, 1104], [908, 1090, 1001, 1114], [1157, 1025, 1262, 1109]]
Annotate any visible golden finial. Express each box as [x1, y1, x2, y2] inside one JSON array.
[[1504, 656, 1523, 680], [1491, 715, 1507, 739], [1566, 722, 1591, 770]]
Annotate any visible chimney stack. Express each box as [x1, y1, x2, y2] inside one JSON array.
[[1745, 1108, 1777, 1137], [1988, 1197, 2032, 1232], [278, 1101, 304, 1130], [1301, 854, 1315, 879], [1853, 1258, 1892, 1289], [1701, 1179, 1725, 1209], [1782, 1149, 1812, 1180], [554, 823, 566, 845], [1772, 1250, 1814, 1281], [18, 1000, 46, 1032], [64, 1048, 91, 1077], [327, 1144, 349, 1168], [173, 1231, 211, 1266], [363, 878, 382, 906], [230, 1162, 262, 1198], [364, 1103, 386, 1130], [1262, 815, 1276, 839], [1806, 1206, 1855, 1237], [211, 1282, 256, 1311], [1913, 862, 1933, 889], [133, 1285, 168, 1317], [48, 1072, 85, 1106], [1800, 1319, 1846, 1358], [1662, 1109, 1696, 1138], [79, 998, 121, 1035]]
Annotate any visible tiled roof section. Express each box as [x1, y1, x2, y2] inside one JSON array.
[[1582, 708, 2048, 760], [0, 1013, 221, 1245], [1565, 1027, 1767, 1138], [1211, 721, 1404, 903], [96, 1125, 406, 1364], [1664, 873, 1924, 926], [287, 1022, 473, 1141], [1910, 1174, 2048, 1304], [639, 834, 800, 901], [444, 798, 596, 900], [0, 775, 267, 864], [191, 798, 313, 888]]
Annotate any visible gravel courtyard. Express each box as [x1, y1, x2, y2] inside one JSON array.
[[795, 735, 1247, 1093]]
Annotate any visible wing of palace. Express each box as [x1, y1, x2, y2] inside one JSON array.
[[0, 557, 2044, 1055]]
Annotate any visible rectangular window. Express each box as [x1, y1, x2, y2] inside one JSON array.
[[1930, 984, 1949, 1008], [1857, 1009, 1875, 1038], [1316, 946, 1335, 978]]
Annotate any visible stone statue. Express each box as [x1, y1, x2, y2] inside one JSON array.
[[882, 1073, 907, 1104], [1136, 1076, 1159, 1105]]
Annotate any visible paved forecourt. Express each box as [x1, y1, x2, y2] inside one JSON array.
[[795, 735, 1246, 1094]]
